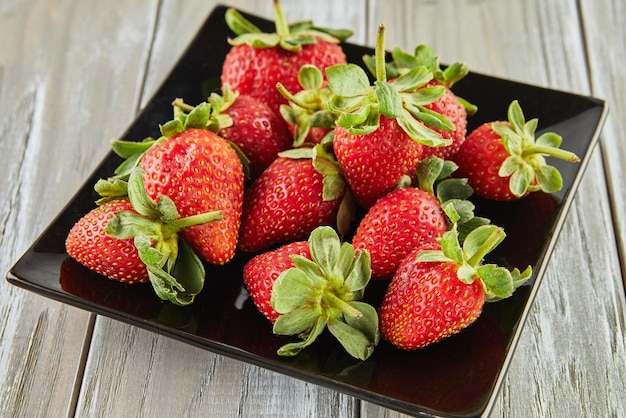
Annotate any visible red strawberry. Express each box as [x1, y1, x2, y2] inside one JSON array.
[[352, 187, 447, 280], [454, 100, 580, 201], [363, 44, 476, 160], [221, 3, 351, 117], [333, 116, 424, 208], [243, 240, 310, 322], [249, 226, 379, 360], [65, 198, 149, 284], [140, 127, 244, 265], [327, 25, 453, 209], [378, 223, 532, 350], [238, 146, 347, 253]]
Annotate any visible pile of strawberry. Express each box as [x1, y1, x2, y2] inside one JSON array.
[[65, 3, 580, 361]]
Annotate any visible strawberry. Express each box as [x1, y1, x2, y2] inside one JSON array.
[[454, 100, 580, 201], [378, 223, 532, 350], [364, 44, 477, 160], [327, 25, 453, 208], [243, 240, 311, 322], [220, 2, 351, 117], [351, 156, 482, 280], [140, 127, 244, 265], [258, 226, 379, 360], [172, 86, 292, 178], [66, 172, 222, 306], [238, 143, 349, 252], [65, 198, 149, 284]]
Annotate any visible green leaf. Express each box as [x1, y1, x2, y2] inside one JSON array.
[[155, 194, 180, 223], [183, 102, 210, 129], [499, 155, 524, 177], [105, 211, 158, 240], [224, 8, 262, 35], [463, 225, 505, 267], [298, 64, 324, 90], [229, 32, 281, 48], [414, 250, 450, 263], [160, 119, 183, 138], [391, 66, 432, 92], [171, 239, 205, 297], [327, 318, 376, 360], [111, 138, 156, 159], [507, 100, 526, 132], [344, 249, 371, 292], [396, 109, 448, 147], [271, 268, 321, 314], [346, 301, 379, 344], [402, 85, 445, 107], [276, 316, 326, 357], [273, 305, 321, 335], [436, 178, 473, 203], [334, 241, 355, 278], [536, 131, 563, 148], [508, 164, 533, 197], [536, 164, 563, 193], [291, 255, 326, 285], [456, 264, 477, 284], [336, 104, 372, 128], [308, 226, 341, 277], [127, 168, 159, 218], [477, 264, 514, 299], [326, 64, 371, 97], [375, 81, 402, 118], [440, 227, 464, 264]]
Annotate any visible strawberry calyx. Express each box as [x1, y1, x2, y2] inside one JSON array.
[[325, 24, 454, 147], [495, 100, 581, 197], [415, 156, 490, 240], [270, 226, 379, 360], [105, 168, 222, 306], [225, 2, 352, 52], [415, 222, 532, 302], [363, 44, 477, 115], [278, 65, 336, 147]]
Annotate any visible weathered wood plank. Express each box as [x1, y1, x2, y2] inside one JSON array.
[[580, 0, 626, 287], [0, 0, 164, 416], [362, 0, 626, 417]]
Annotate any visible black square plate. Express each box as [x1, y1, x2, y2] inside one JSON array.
[[6, 5, 607, 417]]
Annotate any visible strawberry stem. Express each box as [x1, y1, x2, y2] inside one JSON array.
[[374, 24, 387, 82], [276, 82, 317, 110], [522, 145, 581, 162], [166, 210, 223, 232], [273, 0, 290, 38], [322, 290, 363, 320]]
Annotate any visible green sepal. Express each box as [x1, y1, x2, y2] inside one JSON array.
[[94, 178, 128, 205], [416, 222, 532, 301], [326, 64, 371, 97], [270, 226, 378, 360], [224, 4, 350, 52], [103, 168, 222, 306], [493, 100, 580, 197]]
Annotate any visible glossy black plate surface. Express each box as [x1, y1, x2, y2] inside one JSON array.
[[6, 5, 607, 418]]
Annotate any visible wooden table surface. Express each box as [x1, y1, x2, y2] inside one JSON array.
[[2, 0, 625, 417]]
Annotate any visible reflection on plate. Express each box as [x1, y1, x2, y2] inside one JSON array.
[[6, 5, 607, 418]]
